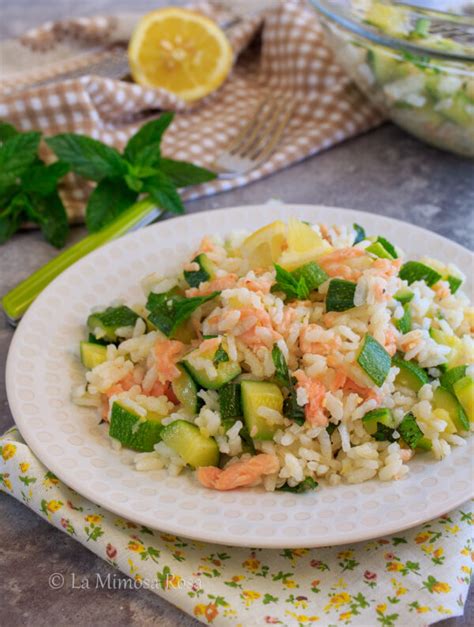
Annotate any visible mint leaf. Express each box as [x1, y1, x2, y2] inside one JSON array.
[[274, 264, 309, 300], [278, 477, 318, 493], [272, 344, 290, 387], [353, 223, 366, 244], [144, 171, 185, 214], [29, 190, 69, 248], [86, 178, 138, 232], [159, 158, 217, 187], [0, 195, 25, 243], [46, 134, 127, 181], [0, 131, 41, 179], [22, 161, 69, 196], [0, 121, 19, 143], [124, 113, 174, 167], [213, 346, 229, 366], [148, 290, 220, 338]]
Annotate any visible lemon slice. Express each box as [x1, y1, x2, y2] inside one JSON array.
[[278, 219, 333, 270], [240, 221, 287, 270], [128, 8, 233, 102]]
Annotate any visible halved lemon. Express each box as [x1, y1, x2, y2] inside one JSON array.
[[128, 8, 233, 102], [240, 221, 288, 270]]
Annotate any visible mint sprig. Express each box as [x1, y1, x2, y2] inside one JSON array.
[[46, 112, 216, 232], [0, 126, 70, 247], [0, 113, 216, 247]]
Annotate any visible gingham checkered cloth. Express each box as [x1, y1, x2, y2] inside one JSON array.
[[0, 0, 383, 223]]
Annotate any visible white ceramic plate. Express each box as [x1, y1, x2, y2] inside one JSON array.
[[6, 203, 473, 548]]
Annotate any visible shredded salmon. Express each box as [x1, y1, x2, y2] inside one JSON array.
[[237, 276, 273, 294], [294, 369, 328, 427], [154, 339, 185, 383], [372, 257, 402, 279], [343, 377, 380, 402], [185, 273, 237, 297], [319, 248, 366, 281], [197, 454, 279, 490], [197, 337, 221, 355], [197, 236, 214, 254], [235, 307, 280, 347], [300, 324, 341, 355], [384, 327, 397, 356]]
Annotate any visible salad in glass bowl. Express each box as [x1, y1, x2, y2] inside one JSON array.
[[309, 0, 474, 157]]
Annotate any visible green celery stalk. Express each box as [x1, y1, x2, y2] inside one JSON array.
[[2, 198, 159, 323]]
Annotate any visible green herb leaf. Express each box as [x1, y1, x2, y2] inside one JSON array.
[[213, 346, 230, 366], [274, 264, 308, 300], [30, 190, 69, 248], [278, 477, 318, 493], [412, 17, 430, 38], [21, 161, 69, 196], [143, 171, 185, 214], [46, 134, 127, 181], [124, 113, 174, 167], [159, 158, 217, 187], [0, 195, 25, 244], [0, 121, 19, 143], [272, 344, 305, 425], [373, 423, 396, 442], [0, 131, 41, 179], [86, 178, 138, 232], [398, 413, 424, 449], [147, 290, 220, 338], [353, 223, 366, 244], [272, 344, 290, 387]]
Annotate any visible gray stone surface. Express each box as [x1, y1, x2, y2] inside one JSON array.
[[1, 1, 473, 626]]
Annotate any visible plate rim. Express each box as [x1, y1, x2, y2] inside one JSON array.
[[6, 202, 474, 548]]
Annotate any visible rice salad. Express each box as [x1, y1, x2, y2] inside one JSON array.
[[73, 218, 473, 493]]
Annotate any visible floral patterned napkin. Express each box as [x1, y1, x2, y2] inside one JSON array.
[[1, 426, 471, 626]]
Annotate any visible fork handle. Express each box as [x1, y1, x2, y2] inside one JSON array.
[[1, 198, 158, 324]]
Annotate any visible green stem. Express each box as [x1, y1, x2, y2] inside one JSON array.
[[2, 198, 158, 322]]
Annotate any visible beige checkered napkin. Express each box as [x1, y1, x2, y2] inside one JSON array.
[[0, 0, 383, 223]]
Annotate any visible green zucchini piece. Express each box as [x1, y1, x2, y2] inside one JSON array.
[[109, 401, 164, 452], [446, 275, 462, 294], [357, 334, 391, 387], [399, 261, 442, 287], [87, 332, 109, 346], [292, 261, 329, 292], [241, 380, 283, 440], [362, 408, 395, 439], [429, 328, 465, 368], [183, 345, 241, 390], [87, 306, 139, 342], [326, 279, 356, 312], [219, 383, 242, 421], [392, 354, 429, 392], [171, 365, 199, 414], [160, 420, 219, 467], [440, 365, 467, 393], [398, 413, 431, 450], [394, 288, 414, 305], [183, 253, 216, 288], [366, 241, 394, 260], [395, 304, 411, 334], [80, 341, 107, 369], [453, 376, 474, 423], [433, 386, 470, 432]]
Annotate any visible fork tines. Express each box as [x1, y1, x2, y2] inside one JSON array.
[[215, 95, 294, 176]]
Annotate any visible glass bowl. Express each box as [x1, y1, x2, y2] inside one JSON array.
[[309, 0, 474, 157]]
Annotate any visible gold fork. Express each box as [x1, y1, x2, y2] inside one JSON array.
[[214, 95, 295, 176]]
